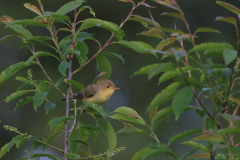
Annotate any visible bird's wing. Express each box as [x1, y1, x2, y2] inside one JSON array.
[[72, 84, 99, 100]]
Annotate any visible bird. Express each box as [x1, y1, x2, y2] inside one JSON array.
[[61, 78, 120, 104]]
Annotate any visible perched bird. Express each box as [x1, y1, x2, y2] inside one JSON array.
[[61, 78, 120, 104]]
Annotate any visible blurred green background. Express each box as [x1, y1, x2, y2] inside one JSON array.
[[0, 0, 239, 159]]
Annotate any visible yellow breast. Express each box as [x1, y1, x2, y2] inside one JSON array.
[[85, 89, 115, 104]]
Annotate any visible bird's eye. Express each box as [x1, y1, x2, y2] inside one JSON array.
[[107, 86, 110, 88]]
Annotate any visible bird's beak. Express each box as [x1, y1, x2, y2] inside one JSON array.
[[113, 87, 120, 90]]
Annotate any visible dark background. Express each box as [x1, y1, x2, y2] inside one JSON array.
[[0, 0, 239, 159]]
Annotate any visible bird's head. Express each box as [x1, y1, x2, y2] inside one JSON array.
[[99, 80, 120, 96]]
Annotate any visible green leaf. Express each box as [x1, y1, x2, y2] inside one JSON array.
[[43, 131, 61, 151], [116, 40, 156, 55], [114, 106, 139, 114], [45, 102, 56, 114], [96, 55, 111, 79], [48, 117, 72, 130], [160, 28, 185, 34], [55, 0, 85, 15], [7, 24, 33, 39], [132, 64, 158, 77], [75, 41, 88, 66], [155, 37, 176, 50], [215, 17, 237, 27], [0, 143, 9, 159], [204, 50, 223, 57], [56, 77, 64, 87], [110, 113, 145, 125], [147, 82, 182, 111], [79, 6, 95, 17], [171, 48, 186, 61], [132, 147, 152, 160], [69, 131, 80, 154], [16, 137, 27, 148], [99, 51, 124, 63], [138, 28, 163, 39], [63, 153, 80, 159], [151, 107, 174, 131], [168, 129, 203, 146], [105, 119, 117, 152], [128, 15, 160, 27], [172, 87, 193, 120], [27, 51, 58, 65], [182, 141, 209, 153], [40, 12, 70, 21], [189, 42, 234, 52], [10, 20, 49, 27], [24, 3, 43, 16], [33, 92, 47, 110], [32, 138, 44, 151], [80, 124, 107, 135], [29, 153, 58, 160], [69, 139, 89, 148], [148, 63, 175, 80], [5, 90, 32, 103], [178, 149, 198, 160], [218, 128, 240, 135], [175, 77, 202, 91], [80, 18, 124, 40], [21, 36, 53, 49], [149, 106, 158, 122], [194, 27, 221, 35], [66, 80, 85, 92], [161, 12, 184, 20], [159, 67, 196, 84], [0, 61, 38, 85], [38, 81, 51, 92], [216, 1, 240, 15], [142, 148, 177, 160], [117, 128, 149, 135], [15, 96, 34, 111], [0, 35, 18, 43], [16, 76, 31, 84], [223, 49, 237, 65], [79, 128, 89, 141], [58, 61, 71, 75]]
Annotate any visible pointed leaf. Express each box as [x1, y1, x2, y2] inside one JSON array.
[[79, 128, 89, 141], [38, 81, 51, 93], [66, 80, 85, 92], [138, 28, 163, 39], [69, 131, 80, 154], [0, 35, 18, 43], [15, 96, 34, 111], [172, 87, 193, 120], [7, 24, 33, 39], [161, 12, 184, 20], [96, 55, 111, 79], [132, 64, 158, 77], [111, 113, 145, 125], [99, 51, 124, 63], [171, 48, 186, 61], [63, 153, 80, 159], [79, 6, 95, 17], [178, 149, 198, 160], [105, 119, 117, 152], [43, 131, 61, 151], [16, 77, 30, 84], [218, 128, 240, 135], [27, 51, 58, 65], [168, 129, 203, 146], [0, 61, 38, 85], [189, 42, 234, 52], [128, 15, 160, 27], [33, 92, 47, 110], [182, 141, 209, 153], [190, 153, 210, 158], [75, 41, 88, 66], [223, 49, 237, 65], [24, 3, 43, 16], [132, 147, 152, 160], [147, 82, 182, 111], [194, 27, 221, 35], [80, 124, 107, 135], [5, 90, 32, 103], [117, 128, 149, 135], [55, 0, 85, 15], [45, 102, 56, 114], [142, 148, 177, 160], [48, 117, 72, 130], [149, 106, 158, 121], [215, 17, 237, 27], [151, 107, 174, 131], [0, 143, 9, 159], [58, 61, 71, 75], [216, 1, 240, 15], [116, 40, 156, 55], [148, 62, 174, 80]]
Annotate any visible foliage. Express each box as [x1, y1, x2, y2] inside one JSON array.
[[1, 0, 240, 160]]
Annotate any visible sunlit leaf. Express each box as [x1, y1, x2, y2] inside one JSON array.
[[168, 129, 202, 146], [0, 61, 38, 85], [182, 141, 209, 153], [161, 12, 184, 20], [147, 82, 182, 111], [96, 55, 112, 79], [15, 96, 34, 111], [116, 40, 156, 55], [55, 0, 85, 15], [223, 49, 237, 65], [24, 3, 43, 16], [189, 42, 234, 52], [5, 90, 32, 103], [172, 87, 193, 120], [215, 17, 237, 27]]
